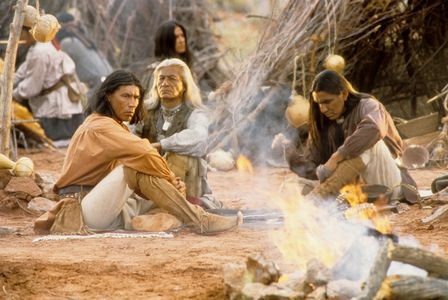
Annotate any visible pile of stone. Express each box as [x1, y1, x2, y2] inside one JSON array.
[[224, 240, 448, 300], [0, 169, 58, 213]]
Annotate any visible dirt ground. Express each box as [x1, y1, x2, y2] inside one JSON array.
[[1, 147, 448, 299]]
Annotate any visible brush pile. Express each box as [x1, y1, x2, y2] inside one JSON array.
[[208, 0, 448, 159]]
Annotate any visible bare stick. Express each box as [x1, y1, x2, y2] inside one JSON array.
[[0, 0, 28, 156]]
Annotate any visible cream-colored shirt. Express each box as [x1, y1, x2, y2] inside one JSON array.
[[55, 113, 175, 191], [13, 42, 82, 118]]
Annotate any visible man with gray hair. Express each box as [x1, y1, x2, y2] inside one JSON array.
[[141, 58, 221, 209]]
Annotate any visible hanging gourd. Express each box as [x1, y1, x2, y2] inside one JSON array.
[[285, 55, 309, 128], [23, 5, 39, 28], [30, 14, 60, 43], [323, 54, 346, 74]]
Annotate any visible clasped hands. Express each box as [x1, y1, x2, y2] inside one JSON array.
[[316, 151, 344, 182]]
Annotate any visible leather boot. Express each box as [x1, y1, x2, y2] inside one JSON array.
[[307, 157, 366, 201], [123, 167, 242, 234]]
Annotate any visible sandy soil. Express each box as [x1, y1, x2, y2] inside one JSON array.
[[0, 147, 447, 299]]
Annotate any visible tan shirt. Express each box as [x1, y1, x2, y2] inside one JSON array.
[[55, 113, 175, 191]]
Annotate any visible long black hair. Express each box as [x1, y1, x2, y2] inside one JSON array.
[[308, 70, 373, 164], [154, 20, 192, 67], [85, 69, 146, 124]]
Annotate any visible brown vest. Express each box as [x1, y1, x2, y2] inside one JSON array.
[[142, 103, 194, 143]]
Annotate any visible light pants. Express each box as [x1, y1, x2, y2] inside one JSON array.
[[81, 165, 237, 233], [359, 140, 402, 197], [81, 166, 151, 230]]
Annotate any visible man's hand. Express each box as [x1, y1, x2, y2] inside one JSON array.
[[324, 151, 344, 171], [151, 142, 162, 151], [173, 177, 186, 197]]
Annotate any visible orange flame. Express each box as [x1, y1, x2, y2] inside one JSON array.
[[340, 184, 392, 234], [270, 182, 347, 269], [236, 155, 253, 174]]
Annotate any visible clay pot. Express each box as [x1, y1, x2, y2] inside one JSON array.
[[323, 54, 346, 74], [285, 93, 309, 128], [23, 5, 39, 28], [31, 14, 60, 43]]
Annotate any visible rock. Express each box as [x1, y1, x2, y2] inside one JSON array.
[[326, 279, 362, 299], [223, 263, 246, 299], [241, 282, 304, 300], [131, 213, 182, 232], [4, 176, 42, 198], [28, 197, 57, 212], [0, 226, 18, 235], [0, 169, 12, 189], [305, 286, 326, 300], [278, 271, 306, 293], [41, 192, 60, 202], [0, 190, 18, 210], [305, 259, 332, 286], [246, 253, 281, 285]]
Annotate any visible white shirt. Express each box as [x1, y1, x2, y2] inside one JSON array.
[[13, 42, 82, 119]]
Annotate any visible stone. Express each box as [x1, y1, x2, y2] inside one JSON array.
[[305, 286, 326, 300], [246, 253, 281, 285], [223, 263, 246, 299], [4, 176, 42, 198], [326, 279, 362, 299], [131, 213, 182, 232], [241, 282, 304, 300], [41, 192, 60, 202], [305, 259, 332, 286], [28, 197, 57, 212], [278, 271, 307, 293], [0, 169, 12, 189]]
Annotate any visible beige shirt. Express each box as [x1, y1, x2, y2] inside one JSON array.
[[55, 113, 175, 191]]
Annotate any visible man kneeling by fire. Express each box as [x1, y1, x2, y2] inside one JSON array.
[[49, 69, 242, 234], [286, 70, 418, 203]]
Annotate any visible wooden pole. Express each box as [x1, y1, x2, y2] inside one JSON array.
[[0, 0, 28, 157]]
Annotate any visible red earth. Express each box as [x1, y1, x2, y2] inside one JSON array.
[[0, 147, 447, 299]]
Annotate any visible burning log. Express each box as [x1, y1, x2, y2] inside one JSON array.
[[374, 275, 448, 300], [357, 239, 392, 300], [390, 243, 448, 279]]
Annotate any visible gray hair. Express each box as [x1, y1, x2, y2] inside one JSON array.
[[147, 58, 202, 108]]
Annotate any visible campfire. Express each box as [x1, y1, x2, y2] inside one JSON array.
[[237, 155, 254, 174], [224, 183, 448, 299]]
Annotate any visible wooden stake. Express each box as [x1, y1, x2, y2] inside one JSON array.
[[0, 0, 28, 156], [390, 243, 448, 279]]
